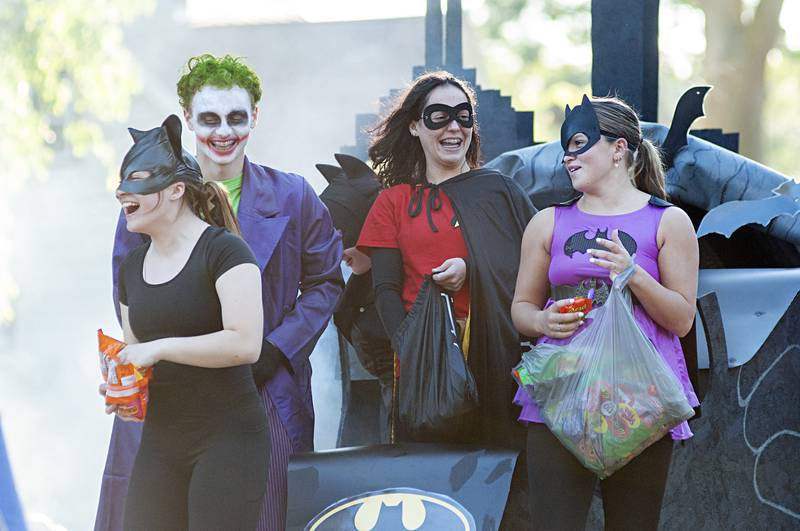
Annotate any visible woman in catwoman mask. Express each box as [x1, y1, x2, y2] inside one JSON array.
[[110, 115, 269, 530]]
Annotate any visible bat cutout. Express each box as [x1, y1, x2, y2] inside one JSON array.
[[564, 228, 638, 258], [697, 181, 800, 239], [661, 85, 712, 169]]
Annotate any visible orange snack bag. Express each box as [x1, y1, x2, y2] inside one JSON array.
[[98, 329, 153, 421]]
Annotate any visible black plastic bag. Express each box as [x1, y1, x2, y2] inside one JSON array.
[[393, 276, 478, 438]]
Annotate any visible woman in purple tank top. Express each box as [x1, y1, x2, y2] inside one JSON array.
[[511, 95, 699, 531]]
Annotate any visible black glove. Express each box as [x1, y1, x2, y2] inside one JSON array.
[[252, 340, 287, 387]]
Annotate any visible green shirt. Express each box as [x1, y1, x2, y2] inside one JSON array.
[[220, 173, 243, 216]]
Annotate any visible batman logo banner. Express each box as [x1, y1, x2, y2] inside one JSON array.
[[564, 228, 637, 258], [304, 487, 476, 531]]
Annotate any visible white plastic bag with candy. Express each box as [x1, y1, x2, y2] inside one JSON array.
[[513, 260, 694, 478]]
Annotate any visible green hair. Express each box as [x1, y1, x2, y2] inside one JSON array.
[[177, 54, 262, 111]]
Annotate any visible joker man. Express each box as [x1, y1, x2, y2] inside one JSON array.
[[95, 54, 344, 531]]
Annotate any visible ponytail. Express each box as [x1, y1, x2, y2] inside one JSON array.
[[592, 96, 668, 200], [631, 139, 667, 200], [184, 180, 241, 235]]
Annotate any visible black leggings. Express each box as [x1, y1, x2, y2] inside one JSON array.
[[123, 394, 269, 531], [526, 423, 673, 531]]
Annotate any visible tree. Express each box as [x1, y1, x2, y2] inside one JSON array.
[[471, 0, 790, 166], [762, 46, 800, 178], [689, 0, 784, 161], [469, 0, 592, 142], [0, 0, 152, 324]]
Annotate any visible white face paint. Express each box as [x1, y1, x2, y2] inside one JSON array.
[[186, 85, 255, 166]]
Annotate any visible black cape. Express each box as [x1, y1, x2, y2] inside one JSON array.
[[440, 168, 537, 449]]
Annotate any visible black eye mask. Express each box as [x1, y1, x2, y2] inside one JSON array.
[[118, 114, 203, 195], [560, 94, 605, 157], [421, 102, 474, 130], [561, 94, 639, 158]]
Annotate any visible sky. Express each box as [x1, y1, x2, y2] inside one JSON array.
[[780, 0, 800, 49], [184, 0, 800, 44], [186, 0, 484, 24]]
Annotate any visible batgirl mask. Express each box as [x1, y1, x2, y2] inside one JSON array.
[[560, 94, 639, 158], [560, 94, 607, 157], [118, 114, 203, 195], [422, 102, 474, 130]]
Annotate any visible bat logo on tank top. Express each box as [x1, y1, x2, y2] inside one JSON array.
[[564, 228, 638, 258]]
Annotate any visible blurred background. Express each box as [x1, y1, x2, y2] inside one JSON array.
[[0, 0, 798, 529]]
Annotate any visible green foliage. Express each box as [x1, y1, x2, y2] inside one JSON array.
[[176, 54, 263, 111], [471, 0, 798, 179], [0, 0, 153, 191], [0, 0, 152, 324], [764, 47, 800, 179], [471, 0, 591, 142]]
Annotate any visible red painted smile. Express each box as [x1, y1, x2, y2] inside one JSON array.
[[201, 133, 250, 157]]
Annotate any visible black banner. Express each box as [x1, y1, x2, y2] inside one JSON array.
[[287, 443, 518, 531]]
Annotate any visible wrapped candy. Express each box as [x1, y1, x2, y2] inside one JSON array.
[[559, 288, 595, 315], [98, 329, 152, 421]]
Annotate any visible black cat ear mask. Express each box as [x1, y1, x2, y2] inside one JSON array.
[[560, 95, 639, 158], [560, 94, 604, 157], [421, 102, 474, 130], [118, 114, 203, 195]]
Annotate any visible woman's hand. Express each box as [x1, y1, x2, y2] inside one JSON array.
[[588, 229, 633, 281], [117, 340, 162, 368], [99, 382, 115, 415], [98, 382, 142, 422], [432, 258, 467, 292], [539, 299, 586, 339]]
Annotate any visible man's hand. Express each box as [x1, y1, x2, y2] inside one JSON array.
[[252, 340, 287, 387]]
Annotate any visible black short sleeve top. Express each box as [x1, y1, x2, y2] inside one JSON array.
[[118, 226, 258, 343]]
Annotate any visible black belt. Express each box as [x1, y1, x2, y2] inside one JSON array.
[[551, 278, 612, 307]]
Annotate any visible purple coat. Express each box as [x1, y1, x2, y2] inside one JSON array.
[[94, 158, 343, 531]]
